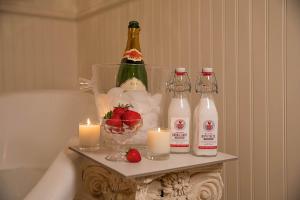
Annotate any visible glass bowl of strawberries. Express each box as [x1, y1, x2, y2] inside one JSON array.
[[101, 104, 143, 161]]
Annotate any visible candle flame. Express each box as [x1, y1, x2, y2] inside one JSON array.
[[158, 127, 161, 132], [87, 118, 91, 126]]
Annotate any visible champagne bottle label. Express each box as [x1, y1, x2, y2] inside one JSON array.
[[120, 77, 146, 91], [117, 21, 148, 90], [198, 120, 218, 149], [123, 48, 143, 62]]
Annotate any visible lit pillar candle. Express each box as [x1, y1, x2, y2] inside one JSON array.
[[79, 118, 100, 148], [147, 128, 170, 154]]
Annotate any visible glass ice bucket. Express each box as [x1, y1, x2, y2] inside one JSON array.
[[79, 64, 172, 149]]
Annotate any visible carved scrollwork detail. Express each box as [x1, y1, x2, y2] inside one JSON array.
[[82, 165, 135, 199], [135, 180, 162, 200], [161, 172, 192, 199], [80, 161, 224, 200], [190, 172, 223, 200]]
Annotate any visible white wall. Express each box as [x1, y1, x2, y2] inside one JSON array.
[[0, 0, 125, 93], [0, 2, 78, 93]]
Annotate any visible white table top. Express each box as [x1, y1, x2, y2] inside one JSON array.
[[70, 146, 237, 178]]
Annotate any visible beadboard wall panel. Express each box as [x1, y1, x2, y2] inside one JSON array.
[[252, 0, 268, 199], [0, 12, 78, 93], [78, 0, 300, 200], [0, 0, 77, 19], [268, 0, 286, 200], [237, 0, 253, 199], [287, 1, 300, 199], [223, 0, 239, 199]]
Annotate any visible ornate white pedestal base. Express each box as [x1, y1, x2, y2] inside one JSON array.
[[75, 160, 223, 200]]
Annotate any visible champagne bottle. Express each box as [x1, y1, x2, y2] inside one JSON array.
[[116, 21, 148, 91]]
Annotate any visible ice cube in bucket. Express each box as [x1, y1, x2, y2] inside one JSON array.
[[79, 64, 171, 147]]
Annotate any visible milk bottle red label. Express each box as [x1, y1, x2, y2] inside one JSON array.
[[170, 118, 190, 147], [198, 120, 218, 149]]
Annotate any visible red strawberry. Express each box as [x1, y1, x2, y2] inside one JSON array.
[[106, 115, 122, 127], [112, 104, 133, 115], [126, 148, 142, 163], [113, 107, 127, 116], [122, 110, 141, 127]]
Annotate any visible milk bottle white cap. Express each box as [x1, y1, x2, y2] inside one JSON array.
[[202, 67, 213, 73], [175, 67, 186, 73], [175, 67, 187, 76]]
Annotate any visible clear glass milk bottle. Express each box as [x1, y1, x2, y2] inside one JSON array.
[[193, 67, 218, 156], [168, 67, 192, 153]]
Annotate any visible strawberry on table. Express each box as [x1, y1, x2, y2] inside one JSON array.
[[126, 148, 142, 163]]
